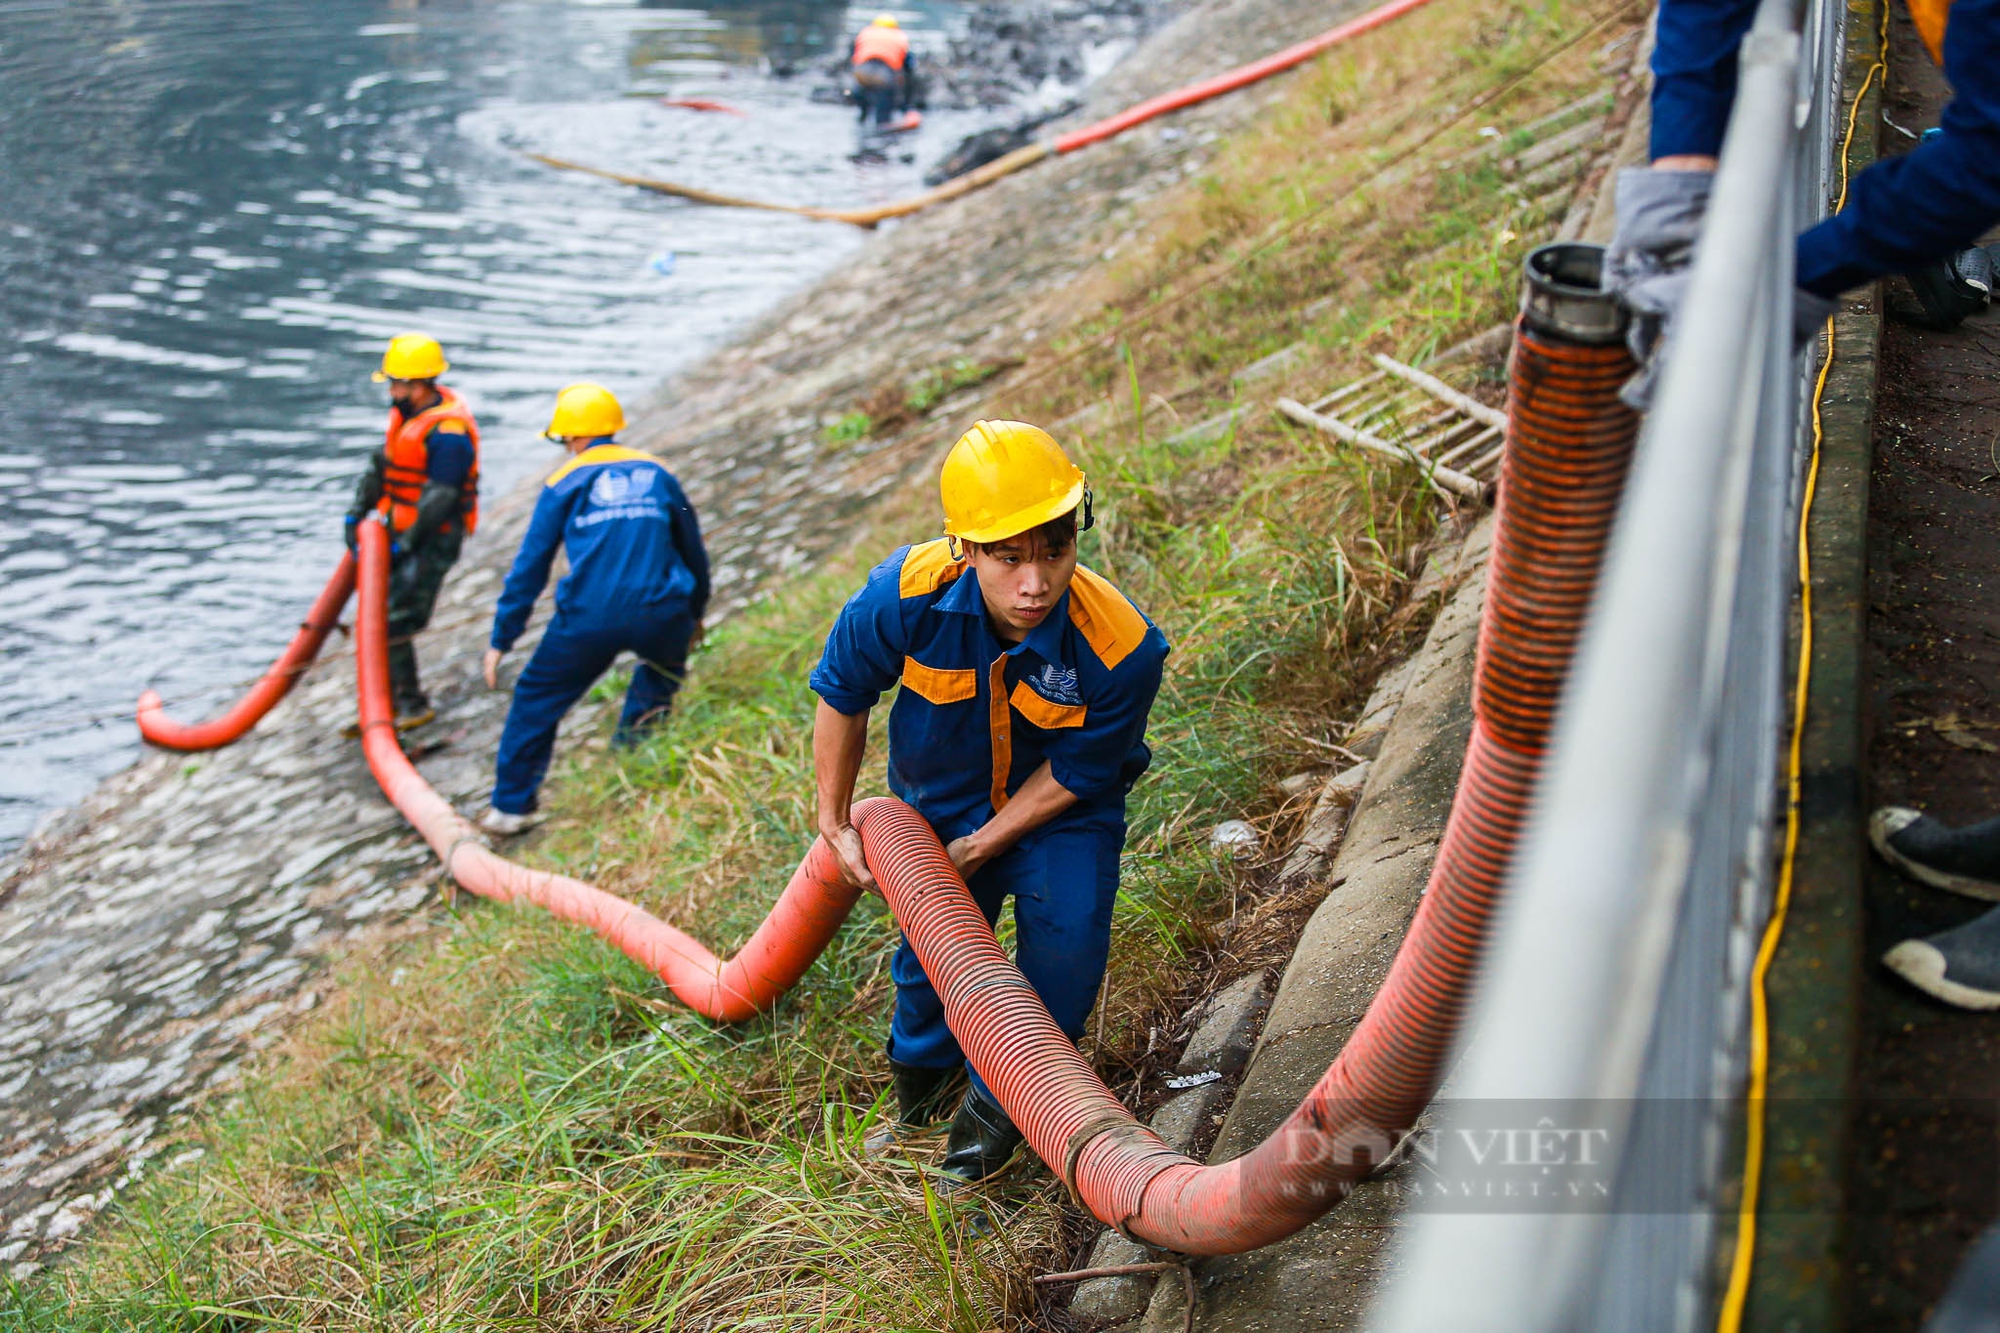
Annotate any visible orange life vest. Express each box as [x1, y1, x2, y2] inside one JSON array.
[[376, 386, 481, 536], [852, 25, 909, 70], [1907, 0, 1951, 64]]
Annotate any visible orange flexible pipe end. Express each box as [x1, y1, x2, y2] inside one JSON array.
[[136, 553, 357, 752]]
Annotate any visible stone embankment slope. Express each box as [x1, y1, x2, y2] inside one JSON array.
[[0, 0, 1387, 1271]]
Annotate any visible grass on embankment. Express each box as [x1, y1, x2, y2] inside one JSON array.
[[3, 0, 1638, 1326]]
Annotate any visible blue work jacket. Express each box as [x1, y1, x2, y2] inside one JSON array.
[[490, 443, 710, 652], [809, 539, 1170, 845]]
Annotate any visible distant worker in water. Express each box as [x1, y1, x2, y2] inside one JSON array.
[[809, 420, 1169, 1184], [344, 333, 480, 730], [850, 13, 918, 126], [477, 383, 710, 837]]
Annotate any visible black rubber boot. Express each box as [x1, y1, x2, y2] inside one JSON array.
[[937, 1086, 1025, 1187], [1871, 807, 2000, 901], [893, 1060, 964, 1127], [1884, 906, 2000, 1011], [863, 1061, 964, 1157]]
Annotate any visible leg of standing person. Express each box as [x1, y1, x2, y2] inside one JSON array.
[[489, 619, 622, 816], [612, 612, 696, 750], [386, 528, 462, 719]]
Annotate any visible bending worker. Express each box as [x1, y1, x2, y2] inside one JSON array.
[[809, 421, 1169, 1184], [344, 333, 479, 729], [477, 384, 709, 837], [850, 13, 916, 127]]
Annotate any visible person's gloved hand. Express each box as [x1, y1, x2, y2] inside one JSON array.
[[1603, 168, 1713, 410], [1606, 166, 1844, 408], [343, 515, 359, 554]]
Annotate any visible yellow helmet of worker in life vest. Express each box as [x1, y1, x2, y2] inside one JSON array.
[[871, 12, 899, 26], [373, 333, 449, 382], [940, 420, 1087, 545], [545, 382, 627, 441]]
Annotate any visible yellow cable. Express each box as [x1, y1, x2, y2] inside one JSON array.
[[1714, 3, 1886, 1327]]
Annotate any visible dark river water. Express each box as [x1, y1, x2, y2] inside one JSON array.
[[0, 0, 991, 853]]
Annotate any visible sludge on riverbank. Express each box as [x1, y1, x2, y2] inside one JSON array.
[[0, 0, 1645, 1324]]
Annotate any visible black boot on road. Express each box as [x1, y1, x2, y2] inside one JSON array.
[[937, 1086, 1025, 1187]]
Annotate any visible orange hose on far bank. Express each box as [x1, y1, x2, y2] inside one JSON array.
[[136, 553, 356, 752], [1050, 0, 1441, 153], [529, 0, 1442, 228]]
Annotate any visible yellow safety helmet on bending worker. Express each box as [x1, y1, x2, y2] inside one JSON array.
[[545, 382, 627, 440], [941, 419, 1088, 545], [871, 12, 900, 26], [373, 333, 449, 382]]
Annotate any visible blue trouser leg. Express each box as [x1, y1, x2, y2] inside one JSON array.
[[490, 620, 622, 815], [886, 823, 1124, 1105], [613, 615, 695, 749]]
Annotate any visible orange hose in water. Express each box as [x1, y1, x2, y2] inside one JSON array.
[[342, 306, 1638, 1250], [135, 553, 357, 752]]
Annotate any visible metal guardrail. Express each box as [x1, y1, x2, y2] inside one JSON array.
[[1367, 0, 1841, 1327]]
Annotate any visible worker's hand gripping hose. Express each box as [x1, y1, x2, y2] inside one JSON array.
[[135, 552, 357, 752]]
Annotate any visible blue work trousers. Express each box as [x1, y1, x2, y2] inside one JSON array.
[[490, 612, 693, 815], [888, 820, 1123, 1103], [854, 60, 901, 125], [1653, 0, 2000, 294]]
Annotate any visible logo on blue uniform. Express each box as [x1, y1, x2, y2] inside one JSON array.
[[589, 466, 656, 507], [1032, 662, 1082, 704]]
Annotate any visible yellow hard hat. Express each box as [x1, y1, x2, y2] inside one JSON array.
[[872, 12, 899, 26], [373, 333, 448, 382], [545, 382, 626, 440], [940, 420, 1086, 544]]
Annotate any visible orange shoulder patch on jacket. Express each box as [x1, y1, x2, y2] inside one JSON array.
[[899, 539, 967, 599], [1067, 566, 1149, 670]]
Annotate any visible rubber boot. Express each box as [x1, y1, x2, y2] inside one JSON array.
[[937, 1086, 1025, 1187], [387, 641, 434, 729], [863, 1061, 965, 1157]]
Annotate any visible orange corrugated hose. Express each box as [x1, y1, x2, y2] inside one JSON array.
[[326, 298, 1639, 1253], [135, 553, 357, 752]]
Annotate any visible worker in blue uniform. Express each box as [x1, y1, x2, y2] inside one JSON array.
[[1607, 0, 2000, 401], [809, 419, 1169, 1185], [477, 383, 709, 836]]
